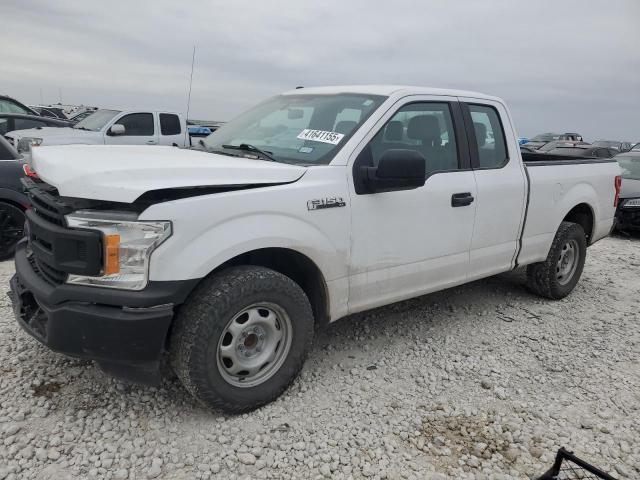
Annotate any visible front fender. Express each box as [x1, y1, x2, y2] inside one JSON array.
[[147, 211, 348, 284]]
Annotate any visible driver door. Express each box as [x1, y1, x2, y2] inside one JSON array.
[[347, 98, 477, 313], [105, 112, 159, 145]]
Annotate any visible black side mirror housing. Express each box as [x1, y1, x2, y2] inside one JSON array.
[[360, 149, 426, 193]]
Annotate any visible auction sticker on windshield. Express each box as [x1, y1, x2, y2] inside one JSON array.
[[297, 129, 345, 145]]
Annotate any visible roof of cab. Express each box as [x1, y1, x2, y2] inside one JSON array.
[[281, 85, 501, 102]]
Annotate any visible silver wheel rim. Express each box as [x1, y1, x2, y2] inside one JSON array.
[[556, 239, 579, 285], [216, 303, 292, 388]]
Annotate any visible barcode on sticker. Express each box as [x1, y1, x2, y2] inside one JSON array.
[[297, 129, 345, 145]]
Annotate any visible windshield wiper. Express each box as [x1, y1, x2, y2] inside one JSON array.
[[73, 126, 91, 131], [221, 144, 277, 162]]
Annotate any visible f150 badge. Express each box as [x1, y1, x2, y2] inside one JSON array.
[[307, 197, 346, 210]]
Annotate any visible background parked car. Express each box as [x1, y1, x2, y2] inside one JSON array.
[[0, 113, 72, 140], [68, 108, 98, 124], [522, 132, 561, 150], [558, 132, 583, 141], [537, 140, 589, 152], [545, 145, 618, 158], [592, 140, 632, 152], [614, 151, 640, 233], [520, 144, 537, 153], [29, 105, 68, 119], [0, 95, 39, 116], [0, 135, 27, 260], [524, 132, 584, 150]]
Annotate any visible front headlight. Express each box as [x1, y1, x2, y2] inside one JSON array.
[[17, 137, 43, 153], [65, 211, 172, 290], [623, 198, 640, 208]]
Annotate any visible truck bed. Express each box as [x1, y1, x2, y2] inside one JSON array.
[[517, 154, 619, 267]]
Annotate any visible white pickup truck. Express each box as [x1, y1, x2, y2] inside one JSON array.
[[10, 86, 620, 412], [6, 109, 188, 153]]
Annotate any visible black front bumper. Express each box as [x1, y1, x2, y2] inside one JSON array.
[[9, 241, 198, 385]]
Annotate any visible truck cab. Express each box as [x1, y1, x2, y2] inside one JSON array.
[[6, 109, 187, 153]]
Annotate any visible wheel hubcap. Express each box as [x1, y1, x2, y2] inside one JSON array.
[[217, 303, 292, 388], [556, 239, 579, 285]]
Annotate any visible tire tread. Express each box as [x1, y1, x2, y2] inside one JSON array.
[[526, 221, 586, 300], [170, 266, 313, 413]]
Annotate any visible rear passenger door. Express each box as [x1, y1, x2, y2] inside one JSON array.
[[458, 99, 527, 279], [158, 113, 184, 146], [347, 97, 478, 313], [105, 112, 158, 145]]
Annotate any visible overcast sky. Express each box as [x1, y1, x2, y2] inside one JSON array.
[[3, 0, 639, 140]]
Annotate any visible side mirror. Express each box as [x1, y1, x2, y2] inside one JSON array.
[[360, 149, 426, 193], [109, 124, 126, 136]]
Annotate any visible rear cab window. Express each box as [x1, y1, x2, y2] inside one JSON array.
[[160, 114, 182, 135], [466, 104, 509, 169]]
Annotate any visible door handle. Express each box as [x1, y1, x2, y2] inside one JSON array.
[[147, 140, 157, 145], [451, 192, 474, 207]]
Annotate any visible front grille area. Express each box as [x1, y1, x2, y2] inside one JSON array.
[[26, 181, 69, 226], [28, 252, 67, 286], [23, 179, 71, 285], [22, 178, 104, 285]]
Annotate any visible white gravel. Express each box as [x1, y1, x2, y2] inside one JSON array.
[[0, 235, 639, 479]]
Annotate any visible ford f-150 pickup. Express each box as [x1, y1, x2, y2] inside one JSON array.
[[9, 86, 621, 412]]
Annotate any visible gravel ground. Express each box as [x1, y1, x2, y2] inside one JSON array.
[[0, 235, 639, 480]]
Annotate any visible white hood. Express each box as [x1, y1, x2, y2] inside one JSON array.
[[8, 127, 102, 144], [31, 145, 307, 203]]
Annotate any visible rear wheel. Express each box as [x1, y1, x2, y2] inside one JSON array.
[[0, 202, 25, 261], [526, 221, 587, 299], [170, 266, 314, 413]]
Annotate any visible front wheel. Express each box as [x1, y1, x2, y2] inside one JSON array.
[[526, 221, 587, 299], [169, 266, 314, 413]]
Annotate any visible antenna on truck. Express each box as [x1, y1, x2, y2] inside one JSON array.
[[185, 45, 196, 147]]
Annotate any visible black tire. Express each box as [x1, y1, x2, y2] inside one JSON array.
[[526, 221, 587, 299], [0, 202, 25, 261], [169, 265, 314, 413]]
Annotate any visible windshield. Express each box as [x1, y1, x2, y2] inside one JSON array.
[[617, 155, 640, 180], [593, 140, 620, 148], [531, 133, 560, 142], [202, 93, 386, 165], [74, 109, 120, 131]]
